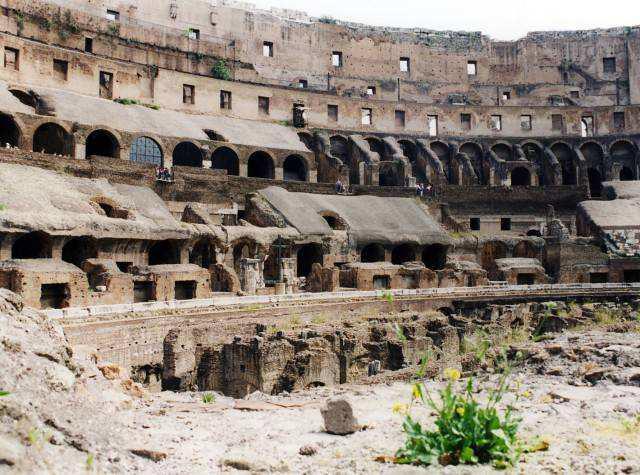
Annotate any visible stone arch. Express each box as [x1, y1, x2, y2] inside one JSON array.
[[319, 211, 347, 230], [620, 166, 635, 181], [297, 132, 314, 151], [610, 140, 637, 181], [0, 113, 22, 148], [491, 142, 512, 161], [148, 240, 180, 265], [283, 154, 308, 182], [365, 136, 385, 158], [422, 244, 447, 271], [430, 141, 452, 183], [459, 141, 486, 184], [399, 139, 425, 182], [12, 232, 52, 259], [231, 238, 260, 276], [361, 243, 385, 263], [296, 243, 323, 278], [480, 241, 508, 278], [247, 151, 275, 179], [130, 136, 163, 166], [189, 238, 217, 270], [378, 161, 402, 186], [172, 141, 203, 168], [521, 141, 545, 184], [33, 122, 71, 156], [391, 243, 416, 265], [329, 135, 349, 160], [61, 237, 98, 269], [86, 129, 120, 159], [513, 241, 537, 259], [550, 142, 576, 185], [211, 146, 240, 176], [511, 167, 531, 187]]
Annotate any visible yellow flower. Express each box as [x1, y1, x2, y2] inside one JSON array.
[[412, 384, 422, 400], [456, 407, 465, 416], [392, 403, 409, 415], [444, 368, 461, 381], [521, 390, 532, 399]]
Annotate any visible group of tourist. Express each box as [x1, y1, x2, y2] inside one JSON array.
[[334, 179, 347, 194], [415, 182, 433, 197], [155, 166, 173, 182]]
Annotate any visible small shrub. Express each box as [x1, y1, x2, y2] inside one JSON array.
[[107, 23, 120, 36], [211, 59, 231, 81], [381, 291, 394, 303], [0, 391, 9, 396], [395, 369, 521, 468], [202, 393, 215, 404], [86, 453, 94, 470]]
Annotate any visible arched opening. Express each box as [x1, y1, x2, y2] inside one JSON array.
[[513, 241, 537, 259], [580, 142, 604, 164], [172, 142, 203, 168], [511, 167, 531, 187], [320, 212, 347, 231], [296, 243, 323, 278], [283, 155, 307, 182], [431, 141, 453, 184], [33, 123, 70, 156], [421, 244, 447, 271], [391, 244, 416, 265], [551, 143, 576, 185], [366, 137, 385, 158], [460, 142, 486, 184], [130, 136, 163, 166], [588, 168, 603, 196], [232, 240, 256, 276], [86, 129, 119, 159], [378, 162, 401, 186], [11, 232, 52, 259], [361, 243, 385, 263], [148, 240, 180, 265], [189, 239, 216, 270], [211, 147, 239, 176], [480, 241, 508, 279], [491, 143, 512, 161], [330, 136, 349, 161], [247, 151, 275, 179], [0, 113, 21, 148], [297, 132, 314, 151], [620, 166, 635, 181], [526, 229, 542, 237], [61, 237, 98, 269], [399, 139, 425, 183], [522, 142, 544, 185]]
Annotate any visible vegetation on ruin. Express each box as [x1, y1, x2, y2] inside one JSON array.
[[202, 393, 215, 404], [0, 390, 9, 396], [395, 368, 522, 468], [113, 98, 160, 110], [58, 11, 80, 40], [211, 60, 232, 81], [318, 16, 337, 25]]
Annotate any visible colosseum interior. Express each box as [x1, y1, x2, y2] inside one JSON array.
[[0, 0, 640, 393]]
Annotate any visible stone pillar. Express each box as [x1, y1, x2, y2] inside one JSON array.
[[239, 163, 248, 177], [74, 142, 86, 160], [308, 170, 318, 183], [239, 258, 262, 294], [275, 167, 284, 181]]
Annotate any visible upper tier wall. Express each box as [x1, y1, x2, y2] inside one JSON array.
[[1, 0, 640, 107]]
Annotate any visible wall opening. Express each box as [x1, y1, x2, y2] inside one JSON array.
[[86, 129, 119, 159], [61, 237, 98, 269], [624, 269, 640, 283], [480, 241, 508, 279], [148, 240, 180, 265], [511, 167, 531, 187], [513, 241, 537, 259], [40, 283, 69, 309], [12, 232, 52, 259], [283, 155, 307, 182], [361, 243, 385, 263], [587, 168, 603, 197], [130, 136, 162, 166], [590, 272, 608, 284], [296, 243, 323, 278], [175, 281, 196, 300], [0, 113, 21, 148], [620, 166, 635, 181], [189, 239, 216, 270], [421, 244, 447, 270], [33, 123, 70, 156], [516, 273, 535, 285], [211, 147, 239, 175], [373, 275, 391, 289], [551, 143, 576, 185], [391, 244, 416, 265], [133, 282, 154, 303], [172, 142, 203, 168], [247, 151, 275, 179]]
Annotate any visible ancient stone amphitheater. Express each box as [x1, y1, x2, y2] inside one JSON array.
[[1, 0, 640, 438]]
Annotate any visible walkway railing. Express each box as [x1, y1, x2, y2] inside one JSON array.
[[48, 283, 640, 320]]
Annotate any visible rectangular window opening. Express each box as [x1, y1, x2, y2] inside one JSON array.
[[603, 57, 616, 74], [258, 96, 270, 115], [520, 115, 532, 131], [84, 37, 93, 53], [613, 111, 625, 131], [106, 9, 120, 21], [470, 218, 481, 231], [298, 79, 308, 89], [427, 115, 438, 137], [332, 51, 343, 67], [467, 60, 477, 76], [183, 84, 195, 104], [490, 115, 502, 131], [40, 283, 69, 309], [366, 86, 376, 96], [581, 115, 594, 137], [361, 108, 372, 126], [501, 217, 512, 231], [552, 114, 564, 131], [4, 47, 18, 70], [99, 71, 114, 99], [220, 90, 232, 110], [328, 104, 338, 122], [53, 59, 69, 81], [502, 91, 511, 101], [461, 113, 472, 130], [263, 41, 274, 57], [400, 57, 410, 73], [187, 28, 200, 40], [395, 110, 405, 128], [175, 280, 197, 300]]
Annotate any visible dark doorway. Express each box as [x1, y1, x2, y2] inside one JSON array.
[[391, 244, 416, 265], [421, 244, 447, 270], [373, 275, 391, 289], [175, 281, 196, 300], [624, 269, 640, 283], [86, 129, 119, 158], [134, 282, 154, 302], [361, 243, 385, 263], [148, 240, 180, 265], [211, 147, 240, 176], [12, 232, 51, 259], [190, 239, 216, 270], [511, 167, 531, 187], [283, 155, 307, 181], [40, 283, 69, 309], [588, 168, 603, 197], [590, 272, 608, 284], [620, 166, 635, 181], [33, 123, 70, 155], [61, 237, 98, 269], [516, 274, 535, 285], [172, 142, 203, 168], [296, 243, 323, 277], [247, 151, 275, 179], [0, 114, 20, 148]]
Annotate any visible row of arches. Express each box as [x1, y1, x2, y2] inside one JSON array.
[[0, 114, 311, 181], [360, 243, 447, 270]]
